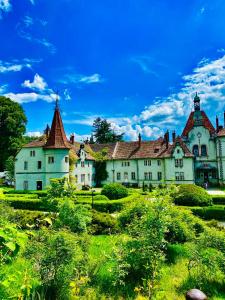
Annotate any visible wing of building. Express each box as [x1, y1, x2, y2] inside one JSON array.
[[15, 94, 225, 190]]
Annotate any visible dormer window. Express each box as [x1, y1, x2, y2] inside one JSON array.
[[193, 145, 199, 157], [201, 145, 207, 157]]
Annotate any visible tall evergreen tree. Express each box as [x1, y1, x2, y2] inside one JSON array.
[[92, 117, 124, 144], [0, 96, 27, 171]]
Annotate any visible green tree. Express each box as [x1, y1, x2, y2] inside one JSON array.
[[0, 96, 27, 171], [91, 148, 108, 186], [5, 156, 15, 183], [92, 117, 124, 144]]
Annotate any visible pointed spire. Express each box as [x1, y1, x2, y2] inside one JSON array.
[[194, 92, 200, 111], [44, 99, 70, 149]]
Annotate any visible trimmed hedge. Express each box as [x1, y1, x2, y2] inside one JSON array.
[[212, 195, 225, 205], [101, 183, 128, 200], [191, 206, 225, 221], [3, 190, 47, 198], [1, 198, 47, 211], [174, 184, 212, 206], [93, 195, 109, 201], [90, 210, 119, 234], [78, 194, 139, 213]]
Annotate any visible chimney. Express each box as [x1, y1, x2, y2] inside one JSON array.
[[216, 116, 219, 132], [164, 131, 169, 149], [138, 133, 142, 147], [70, 133, 75, 145], [172, 130, 176, 143]]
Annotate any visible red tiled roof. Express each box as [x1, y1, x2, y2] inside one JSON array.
[[23, 140, 46, 148], [44, 107, 70, 149], [160, 137, 193, 158], [89, 138, 171, 159], [182, 111, 215, 137]]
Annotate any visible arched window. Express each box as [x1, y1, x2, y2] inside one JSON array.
[[193, 145, 199, 157], [201, 145, 207, 157]]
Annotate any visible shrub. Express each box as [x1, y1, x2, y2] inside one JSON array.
[[78, 194, 139, 213], [93, 195, 109, 201], [90, 210, 119, 235], [166, 207, 205, 243], [1, 198, 46, 211], [56, 200, 92, 233], [101, 183, 128, 200], [212, 195, 225, 205], [166, 243, 189, 263], [174, 184, 212, 206], [191, 206, 225, 221]]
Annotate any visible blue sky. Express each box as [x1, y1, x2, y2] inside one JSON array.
[[1, 0, 225, 141]]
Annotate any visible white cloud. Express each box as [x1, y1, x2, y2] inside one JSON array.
[[4, 92, 57, 104], [79, 73, 103, 84], [64, 53, 225, 140], [0, 58, 40, 73], [16, 15, 56, 54], [63, 89, 71, 101], [22, 73, 47, 91], [0, 84, 8, 93], [60, 72, 104, 85], [0, 0, 11, 18], [26, 131, 42, 137]]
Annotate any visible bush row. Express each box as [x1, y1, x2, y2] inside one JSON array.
[[191, 206, 225, 221], [212, 195, 225, 205], [77, 194, 140, 213], [0, 198, 47, 211]]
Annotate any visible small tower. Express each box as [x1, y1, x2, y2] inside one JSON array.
[[194, 92, 200, 111]]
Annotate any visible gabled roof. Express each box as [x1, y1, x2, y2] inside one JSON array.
[[160, 137, 193, 158], [182, 111, 215, 138], [44, 106, 70, 149], [89, 138, 171, 160]]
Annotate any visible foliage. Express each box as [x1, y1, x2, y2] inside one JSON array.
[[90, 210, 119, 235], [25, 229, 89, 299], [91, 148, 109, 187], [47, 177, 76, 199], [69, 149, 77, 183], [9, 210, 54, 230], [113, 196, 172, 298], [0, 96, 27, 171], [78, 193, 139, 212], [92, 117, 124, 143], [0, 258, 41, 299], [101, 182, 128, 200], [0, 224, 27, 265], [5, 155, 15, 183], [191, 205, 225, 221], [166, 206, 205, 243], [2, 197, 46, 211], [174, 184, 212, 206], [93, 194, 109, 201], [56, 200, 92, 233], [212, 195, 225, 205]]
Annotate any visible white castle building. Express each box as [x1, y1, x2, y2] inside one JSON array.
[[15, 94, 225, 190]]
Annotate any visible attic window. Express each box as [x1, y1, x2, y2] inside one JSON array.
[[154, 148, 159, 153], [177, 149, 180, 154]]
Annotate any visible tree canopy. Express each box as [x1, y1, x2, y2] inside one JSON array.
[[92, 117, 124, 144], [0, 96, 27, 171]]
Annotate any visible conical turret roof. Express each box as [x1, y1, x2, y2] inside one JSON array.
[[44, 105, 70, 149]]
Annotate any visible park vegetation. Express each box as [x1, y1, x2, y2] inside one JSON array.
[[0, 182, 225, 299]]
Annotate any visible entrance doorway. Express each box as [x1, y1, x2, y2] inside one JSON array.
[[37, 181, 42, 190], [203, 171, 209, 183]]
